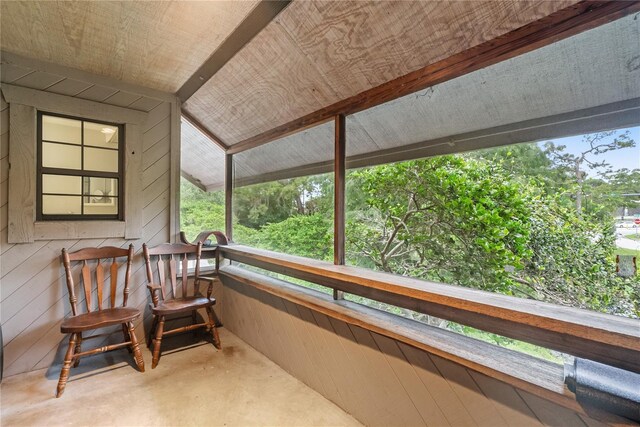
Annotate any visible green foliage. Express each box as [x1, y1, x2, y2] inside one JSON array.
[[347, 156, 532, 293], [179, 178, 257, 244], [254, 214, 333, 261], [233, 176, 333, 229], [180, 179, 225, 242], [345, 153, 638, 316], [520, 196, 636, 314]]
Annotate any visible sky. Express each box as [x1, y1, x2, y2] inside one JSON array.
[[542, 126, 640, 177]]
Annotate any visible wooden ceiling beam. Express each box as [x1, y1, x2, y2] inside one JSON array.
[[181, 109, 228, 151], [181, 171, 207, 192], [177, 0, 292, 103], [227, 0, 640, 155]]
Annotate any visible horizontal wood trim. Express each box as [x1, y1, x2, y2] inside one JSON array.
[[1, 51, 176, 103], [231, 97, 640, 188], [220, 265, 633, 424], [227, 1, 640, 155], [219, 245, 640, 374], [1, 84, 148, 124], [33, 221, 125, 240]]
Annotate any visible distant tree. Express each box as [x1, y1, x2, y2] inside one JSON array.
[[544, 131, 635, 215], [233, 175, 332, 229], [469, 142, 558, 188], [179, 178, 257, 244], [590, 168, 640, 219]]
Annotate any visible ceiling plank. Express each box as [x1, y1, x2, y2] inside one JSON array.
[[1, 51, 176, 102], [177, 0, 292, 103], [182, 109, 229, 151], [227, 0, 640, 155]]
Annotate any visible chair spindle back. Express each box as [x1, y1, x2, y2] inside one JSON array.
[[61, 245, 134, 315], [143, 243, 202, 301]]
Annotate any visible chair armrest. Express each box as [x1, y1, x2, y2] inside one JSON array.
[[146, 283, 162, 306], [195, 276, 218, 299]]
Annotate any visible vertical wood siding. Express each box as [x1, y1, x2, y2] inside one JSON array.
[[0, 74, 175, 377], [222, 279, 608, 427]]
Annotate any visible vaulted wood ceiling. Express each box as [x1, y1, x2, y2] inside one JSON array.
[[0, 1, 258, 92], [182, 1, 578, 146], [2, 1, 639, 191]]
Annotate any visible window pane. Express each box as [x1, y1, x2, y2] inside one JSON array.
[[42, 174, 81, 195], [84, 122, 119, 148], [84, 197, 118, 215], [233, 121, 334, 261], [42, 142, 81, 169], [42, 115, 81, 144], [83, 177, 118, 197], [84, 147, 118, 172], [42, 195, 81, 215]]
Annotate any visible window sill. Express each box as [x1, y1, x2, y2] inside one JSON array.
[[34, 220, 125, 240]]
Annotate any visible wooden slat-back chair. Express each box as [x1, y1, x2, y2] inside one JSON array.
[[143, 242, 221, 368], [57, 244, 144, 397]]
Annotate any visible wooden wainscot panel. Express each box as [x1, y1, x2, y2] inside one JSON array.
[[219, 265, 632, 426]]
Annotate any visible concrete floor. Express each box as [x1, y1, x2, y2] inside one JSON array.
[[1, 329, 361, 426]]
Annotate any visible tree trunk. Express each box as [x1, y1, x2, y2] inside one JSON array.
[[575, 161, 583, 215]]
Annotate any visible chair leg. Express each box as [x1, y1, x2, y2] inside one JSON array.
[[127, 322, 145, 372], [151, 315, 165, 369], [147, 316, 158, 348], [56, 333, 77, 398], [206, 307, 221, 350], [210, 306, 223, 328], [122, 324, 132, 353], [73, 333, 82, 367], [192, 310, 198, 337]]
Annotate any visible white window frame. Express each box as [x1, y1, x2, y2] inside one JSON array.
[[2, 84, 148, 243]]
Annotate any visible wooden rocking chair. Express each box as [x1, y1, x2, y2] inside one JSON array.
[[143, 242, 221, 368], [57, 245, 145, 397]]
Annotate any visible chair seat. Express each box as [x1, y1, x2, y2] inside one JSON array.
[[60, 307, 141, 333], [152, 296, 216, 315]]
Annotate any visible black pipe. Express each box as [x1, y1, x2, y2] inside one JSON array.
[[565, 358, 640, 422]]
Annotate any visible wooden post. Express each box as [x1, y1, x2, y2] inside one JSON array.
[[334, 114, 346, 300], [225, 153, 233, 241]]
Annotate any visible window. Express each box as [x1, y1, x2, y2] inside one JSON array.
[[232, 121, 334, 263], [344, 130, 639, 320], [37, 112, 124, 220], [3, 84, 147, 242]]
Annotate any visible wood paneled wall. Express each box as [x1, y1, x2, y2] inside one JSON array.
[[221, 278, 612, 427], [0, 72, 178, 376]]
